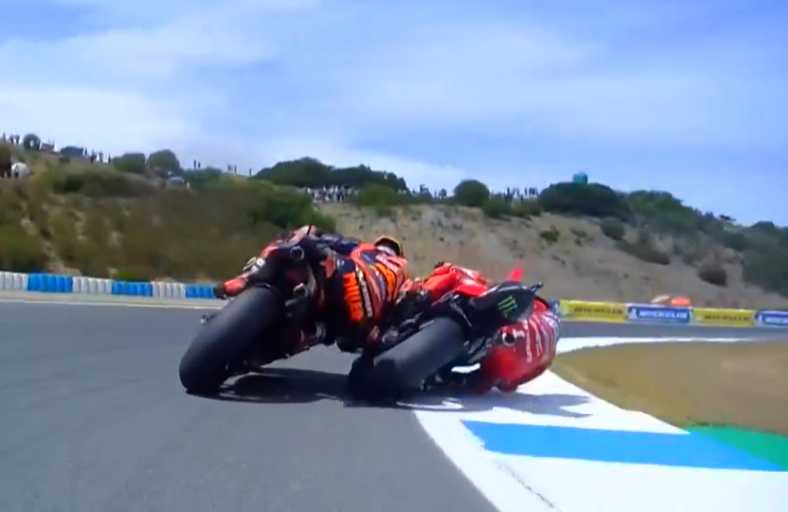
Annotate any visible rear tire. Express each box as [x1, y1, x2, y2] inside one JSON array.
[[179, 287, 283, 393], [351, 317, 466, 401]]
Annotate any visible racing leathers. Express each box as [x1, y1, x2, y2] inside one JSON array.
[[216, 226, 410, 353]]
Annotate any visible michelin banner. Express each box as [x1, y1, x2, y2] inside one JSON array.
[[558, 301, 770, 328], [692, 308, 755, 327], [560, 300, 628, 323], [756, 310, 788, 327], [627, 304, 691, 324]]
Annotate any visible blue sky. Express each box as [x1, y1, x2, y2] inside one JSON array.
[[1, 0, 786, 225]]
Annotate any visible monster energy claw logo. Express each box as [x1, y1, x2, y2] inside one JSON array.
[[498, 296, 519, 318]]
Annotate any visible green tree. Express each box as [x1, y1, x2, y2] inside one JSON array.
[[254, 157, 409, 191], [255, 157, 332, 187], [540, 182, 630, 219], [626, 191, 710, 235], [22, 133, 41, 151], [721, 231, 750, 252], [750, 221, 780, 235], [0, 225, 48, 272], [454, 180, 490, 207], [482, 197, 510, 219], [60, 146, 85, 159], [330, 165, 407, 191], [147, 149, 182, 176], [743, 247, 788, 297], [183, 167, 226, 189], [113, 153, 146, 174]]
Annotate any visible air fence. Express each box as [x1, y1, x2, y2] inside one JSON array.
[[1, 271, 786, 327], [0, 271, 213, 301]]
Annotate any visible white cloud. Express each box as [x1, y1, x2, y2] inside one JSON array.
[[0, 1, 310, 82], [306, 21, 782, 152], [0, 83, 193, 153], [0, 0, 321, 155], [5, 1, 780, 153]]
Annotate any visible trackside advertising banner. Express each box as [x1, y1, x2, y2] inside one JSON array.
[[627, 304, 691, 324], [558, 300, 774, 328], [560, 300, 627, 323], [688, 308, 755, 327], [756, 310, 788, 327]]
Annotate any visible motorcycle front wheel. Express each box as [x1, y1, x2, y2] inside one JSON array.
[[178, 286, 283, 393]]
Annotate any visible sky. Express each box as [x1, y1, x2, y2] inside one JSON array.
[[1, 0, 786, 225]]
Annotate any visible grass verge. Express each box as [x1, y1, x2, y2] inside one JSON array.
[[552, 341, 788, 435]]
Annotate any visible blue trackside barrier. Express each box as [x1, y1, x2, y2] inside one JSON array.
[[11, 271, 211, 299], [26, 273, 40, 291], [26, 273, 73, 293], [111, 281, 154, 297], [185, 284, 215, 299]]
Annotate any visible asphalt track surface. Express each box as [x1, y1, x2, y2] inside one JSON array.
[[0, 302, 779, 512]]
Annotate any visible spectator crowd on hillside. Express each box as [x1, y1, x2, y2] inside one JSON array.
[[2, 127, 542, 203], [298, 184, 541, 204], [303, 186, 358, 202], [1, 128, 244, 182]]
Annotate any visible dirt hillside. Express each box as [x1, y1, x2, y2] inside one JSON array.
[[320, 203, 788, 309]]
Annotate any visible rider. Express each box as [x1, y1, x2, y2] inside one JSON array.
[[214, 225, 410, 354]]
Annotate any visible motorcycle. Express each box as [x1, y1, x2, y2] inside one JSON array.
[[347, 265, 560, 400], [179, 228, 560, 399], [178, 227, 333, 392]]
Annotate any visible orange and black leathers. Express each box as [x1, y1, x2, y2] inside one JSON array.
[[216, 228, 409, 352], [321, 240, 409, 352]]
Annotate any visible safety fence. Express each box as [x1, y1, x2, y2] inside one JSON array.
[[0, 271, 216, 300], [559, 299, 788, 328]]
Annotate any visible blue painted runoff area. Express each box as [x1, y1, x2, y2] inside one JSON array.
[[462, 421, 783, 471]]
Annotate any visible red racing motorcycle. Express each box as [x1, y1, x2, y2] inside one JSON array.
[[348, 264, 560, 400]]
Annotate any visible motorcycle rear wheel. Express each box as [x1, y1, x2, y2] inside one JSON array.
[[179, 287, 283, 393], [351, 317, 466, 401]]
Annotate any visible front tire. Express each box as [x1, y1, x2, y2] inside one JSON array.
[[351, 317, 466, 401], [179, 287, 283, 393]]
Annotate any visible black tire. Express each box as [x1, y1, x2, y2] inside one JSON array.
[[179, 287, 283, 392], [353, 317, 466, 401]]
